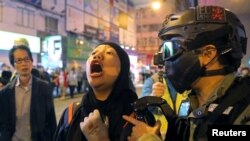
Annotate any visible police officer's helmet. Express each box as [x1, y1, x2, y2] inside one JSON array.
[[158, 6, 247, 61]]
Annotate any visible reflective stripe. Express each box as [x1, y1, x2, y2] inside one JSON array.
[[68, 102, 74, 124]]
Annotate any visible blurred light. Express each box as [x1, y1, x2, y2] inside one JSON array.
[[76, 39, 84, 45], [121, 45, 125, 48], [132, 47, 135, 50], [151, 1, 161, 10], [125, 46, 130, 50], [79, 40, 84, 45]]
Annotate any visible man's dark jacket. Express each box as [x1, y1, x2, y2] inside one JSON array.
[[0, 76, 57, 141]]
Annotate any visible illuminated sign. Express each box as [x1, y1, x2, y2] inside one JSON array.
[[0, 31, 40, 53], [41, 35, 63, 69]]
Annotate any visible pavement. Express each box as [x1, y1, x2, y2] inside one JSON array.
[[54, 93, 84, 123], [54, 83, 143, 123]]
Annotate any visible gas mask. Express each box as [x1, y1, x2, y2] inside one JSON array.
[[160, 40, 205, 93]]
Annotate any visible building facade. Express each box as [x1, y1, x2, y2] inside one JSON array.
[[0, 0, 137, 71]]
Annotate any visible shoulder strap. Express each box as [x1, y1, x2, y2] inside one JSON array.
[[67, 102, 81, 124]]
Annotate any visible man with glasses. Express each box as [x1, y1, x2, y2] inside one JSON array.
[[10, 38, 49, 83], [123, 5, 249, 141], [0, 45, 57, 141], [9, 37, 30, 81]]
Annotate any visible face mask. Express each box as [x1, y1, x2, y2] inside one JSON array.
[[165, 51, 205, 93]]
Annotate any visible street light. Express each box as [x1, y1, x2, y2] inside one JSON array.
[[151, 0, 161, 10]]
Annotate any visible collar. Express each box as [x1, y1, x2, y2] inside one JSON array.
[[188, 73, 236, 118], [16, 75, 32, 87], [203, 73, 236, 105]]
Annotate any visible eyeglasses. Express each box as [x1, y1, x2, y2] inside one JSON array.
[[14, 57, 31, 64]]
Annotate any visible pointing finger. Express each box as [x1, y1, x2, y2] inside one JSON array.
[[122, 115, 141, 126]]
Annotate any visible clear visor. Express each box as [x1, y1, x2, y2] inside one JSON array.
[[160, 40, 184, 61]]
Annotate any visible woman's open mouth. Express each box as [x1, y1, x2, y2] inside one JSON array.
[[90, 61, 103, 77]]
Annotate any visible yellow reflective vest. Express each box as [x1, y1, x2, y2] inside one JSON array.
[[151, 73, 190, 139]]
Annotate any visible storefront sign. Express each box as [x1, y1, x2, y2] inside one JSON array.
[[0, 30, 40, 53]]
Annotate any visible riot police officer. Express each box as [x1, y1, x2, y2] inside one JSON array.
[[123, 5, 249, 141]]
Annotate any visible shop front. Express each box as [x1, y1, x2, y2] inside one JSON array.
[[0, 30, 40, 68]]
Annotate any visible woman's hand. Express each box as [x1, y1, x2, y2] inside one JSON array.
[[80, 109, 110, 141]]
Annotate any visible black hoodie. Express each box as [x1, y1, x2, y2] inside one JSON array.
[[54, 42, 138, 141]]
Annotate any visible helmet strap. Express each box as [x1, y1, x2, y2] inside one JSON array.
[[203, 67, 234, 76], [201, 51, 233, 77]]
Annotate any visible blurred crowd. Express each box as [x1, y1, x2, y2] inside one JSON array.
[[0, 63, 89, 98]]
